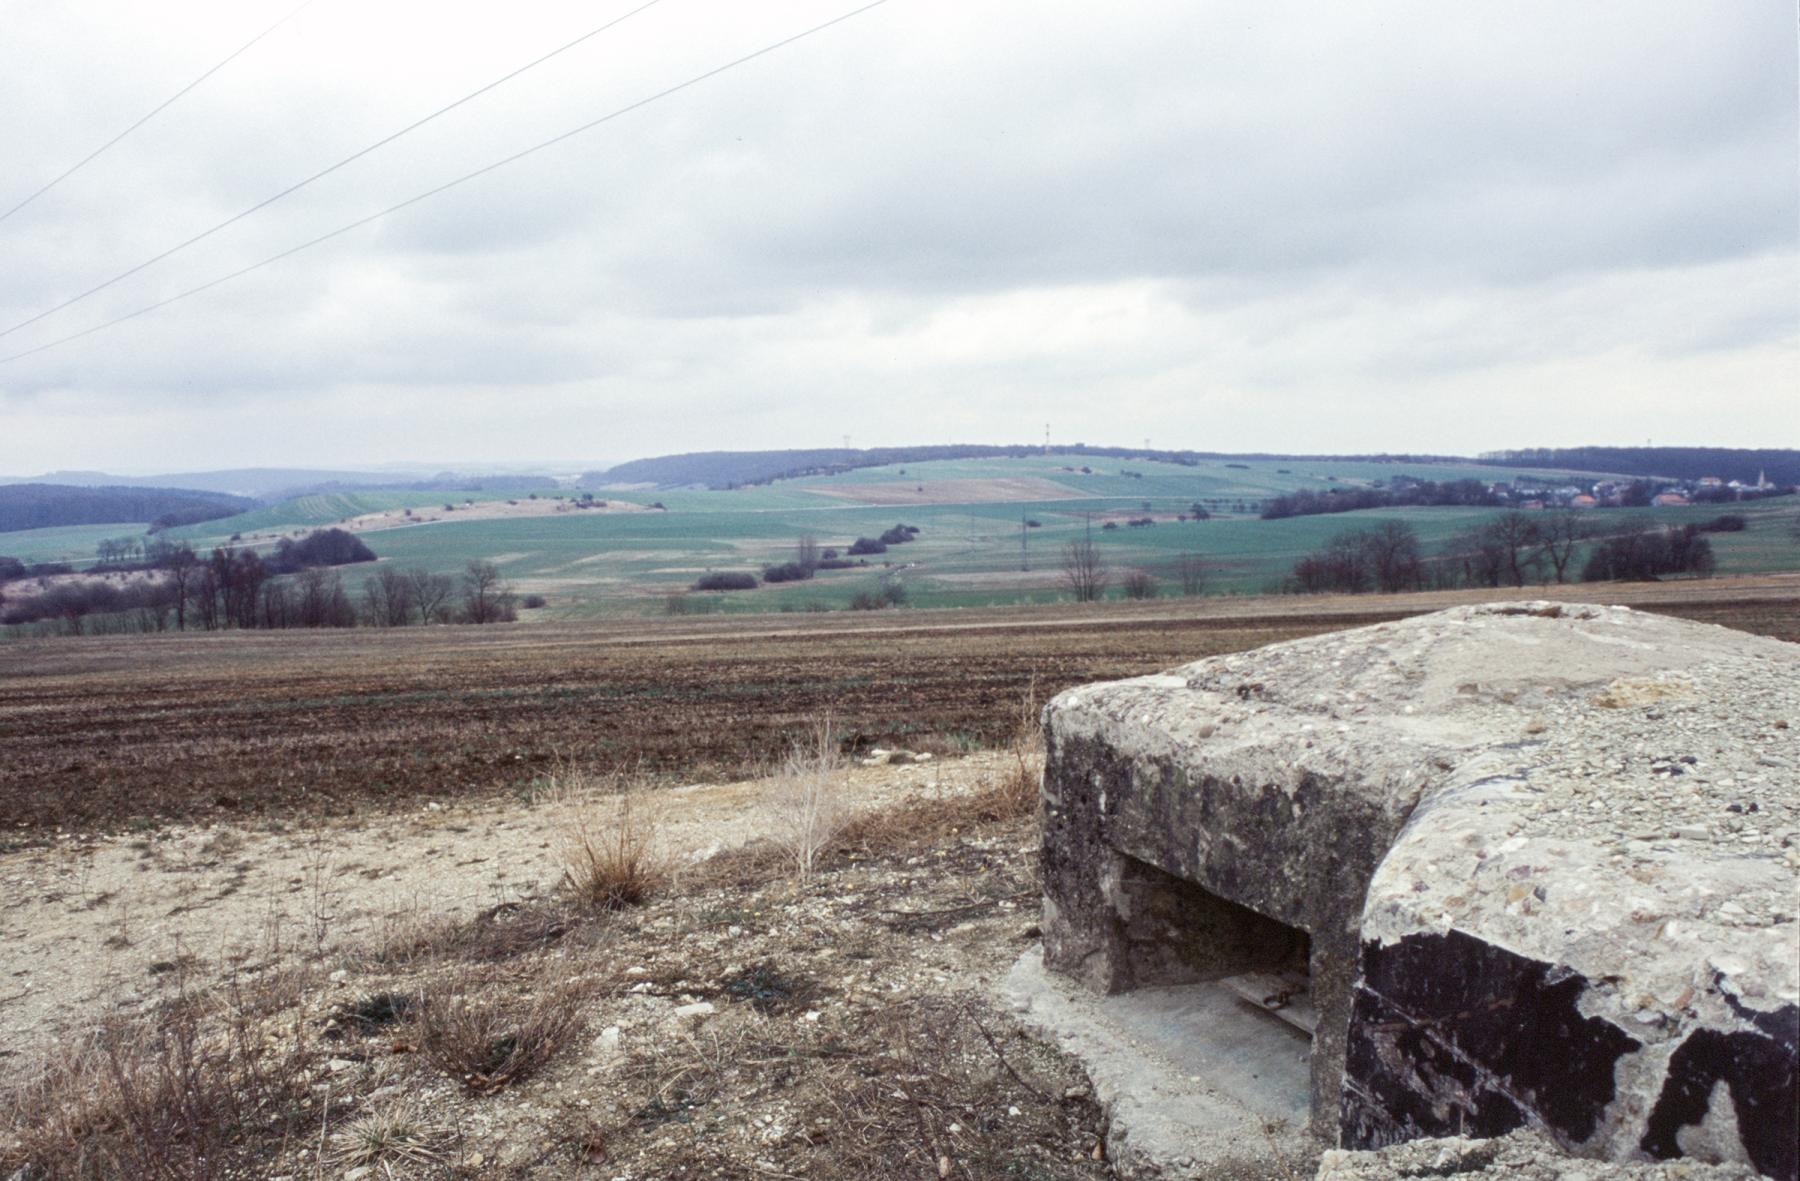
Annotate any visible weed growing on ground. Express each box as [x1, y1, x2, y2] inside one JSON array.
[[985, 674, 1044, 819], [767, 716, 851, 886], [0, 977, 315, 1180], [414, 959, 595, 1095], [327, 1096, 453, 1171], [552, 765, 669, 912]]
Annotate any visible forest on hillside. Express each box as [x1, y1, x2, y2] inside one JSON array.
[[1480, 447, 1799, 486], [0, 484, 255, 533]]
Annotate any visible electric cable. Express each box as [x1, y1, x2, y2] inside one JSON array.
[[0, 0, 665, 342], [0, 0, 890, 367], [0, 0, 316, 226]]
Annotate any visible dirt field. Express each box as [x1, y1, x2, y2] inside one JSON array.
[[0, 578, 1795, 1179], [2, 578, 1795, 836]]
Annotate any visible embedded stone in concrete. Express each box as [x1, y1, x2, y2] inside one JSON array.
[[1314, 1130, 1760, 1180], [1038, 602, 1797, 1179]]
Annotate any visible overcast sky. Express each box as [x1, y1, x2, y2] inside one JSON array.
[[1, 0, 1794, 475]]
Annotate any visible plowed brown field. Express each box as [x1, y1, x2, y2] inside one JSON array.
[[4, 579, 1795, 835]]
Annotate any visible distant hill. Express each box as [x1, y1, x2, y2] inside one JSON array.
[[0, 484, 255, 534], [0, 468, 400, 499], [277, 474, 560, 497], [1480, 447, 1800, 487], [591, 445, 1477, 490]]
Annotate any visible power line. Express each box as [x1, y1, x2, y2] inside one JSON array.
[[0, 0, 316, 227], [0, 0, 892, 368], [0, 0, 666, 342]]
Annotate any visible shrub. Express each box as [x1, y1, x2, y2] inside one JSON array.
[[847, 537, 887, 555], [1122, 570, 1159, 599], [1699, 514, 1747, 533], [761, 562, 814, 583], [553, 769, 667, 912], [1582, 525, 1715, 582], [269, 528, 377, 573], [1101, 521, 1119, 531], [878, 523, 920, 545], [816, 558, 858, 570], [691, 571, 758, 591], [520, 593, 548, 609], [1, 980, 316, 1178], [414, 962, 593, 1095]]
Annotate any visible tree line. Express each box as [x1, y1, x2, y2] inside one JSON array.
[[1284, 512, 1732, 595], [1260, 479, 1499, 520], [0, 528, 522, 635]]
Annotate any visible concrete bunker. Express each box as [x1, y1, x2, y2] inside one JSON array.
[[1035, 603, 1798, 1180]]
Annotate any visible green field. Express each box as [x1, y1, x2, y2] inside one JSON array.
[[6, 454, 1796, 616]]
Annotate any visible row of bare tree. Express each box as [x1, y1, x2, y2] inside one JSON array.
[[1060, 540, 1205, 602], [1287, 511, 1715, 595], [2, 558, 517, 636]]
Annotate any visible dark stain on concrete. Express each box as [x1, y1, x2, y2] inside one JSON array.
[[1640, 1011, 1798, 1181], [1343, 929, 1640, 1150]]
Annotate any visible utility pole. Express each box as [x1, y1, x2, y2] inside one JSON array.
[[1020, 513, 1029, 571]]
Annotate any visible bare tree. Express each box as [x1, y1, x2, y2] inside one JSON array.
[[795, 534, 820, 573], [1175, 553, 1207, 596], [1536, 508, 1585, 583], [1062, 539, 1109, 602], [1491, 511, 1543, 586], [461, 559, 516, 624], [1364, 520, 1423, 593], [407, 567, 454, 624], [1457, 513, 1543, 588], [164, 545, 200, 631], [363, 566, 416, 627], [1122, 570, 1158, 599]]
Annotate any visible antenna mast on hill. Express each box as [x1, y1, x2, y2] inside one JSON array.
[[1044, 423, 1050, 454], [842, 434, 851, 450]]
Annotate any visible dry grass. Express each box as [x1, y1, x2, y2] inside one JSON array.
[[766, 716, 852, 886], [327, 1096, 453, 1172], [414, 959, 595, 1095], [978, 675, 1044, 820], [591, 994, 1106, 1180], [551, 765, 670, 912], [0, 979, 315, 1180]]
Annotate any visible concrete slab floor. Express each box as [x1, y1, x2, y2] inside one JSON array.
[[1002, 948, 1323, 1180]]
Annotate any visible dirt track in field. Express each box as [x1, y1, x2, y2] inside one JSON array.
[[3, 578, 1795, 835]]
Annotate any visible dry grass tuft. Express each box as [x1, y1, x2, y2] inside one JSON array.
[[327, 1096, 453, 1171], [975, 674, 1044, 820], [766, 716, 852, 886], [414, 961, 594, 1095], [552, 765, 670, 912]]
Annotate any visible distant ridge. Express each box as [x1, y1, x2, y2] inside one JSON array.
[[0, 468, 399, 499], [0, 484, 254, 534], [0, 468, 570, 500], [590, 445, 1476, 490], [1479, 447, 1800, 487]]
